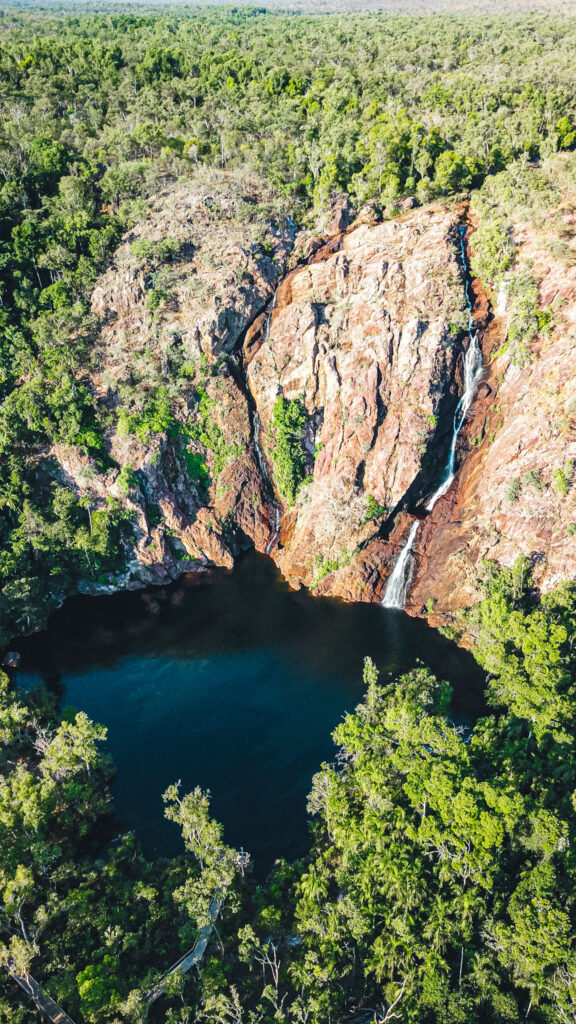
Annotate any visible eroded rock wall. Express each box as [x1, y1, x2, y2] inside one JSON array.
[[53, 175, 293, 591], [51, 173, 576, 616], [408, 207, 576, 620], [246, 205, 469, 598]]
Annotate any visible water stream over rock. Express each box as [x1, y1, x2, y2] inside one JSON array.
[[381, 520, 420, 610], [382, 226, 483, 610]]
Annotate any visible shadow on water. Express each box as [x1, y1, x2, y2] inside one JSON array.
[[14, 551, 485, 873]]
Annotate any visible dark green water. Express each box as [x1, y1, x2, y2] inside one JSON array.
[[15, 552, 484, 872]]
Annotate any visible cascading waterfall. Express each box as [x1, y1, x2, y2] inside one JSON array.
[[382, 226, 483, 610], [424, 234, 483, 511], [266, 506, 281, 556], [381, 520, 420, 609]]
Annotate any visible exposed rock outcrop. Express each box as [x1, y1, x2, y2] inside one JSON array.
[[408, 208, 576, 620], [246, 205, 469, 597], [49, 168, 576, 619], [65, 175, 294, 589]]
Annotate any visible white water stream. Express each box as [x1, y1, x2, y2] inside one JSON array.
[[265, 505, 281, 556], [381, 520, 420, 610], [382, 226, 483, 610]]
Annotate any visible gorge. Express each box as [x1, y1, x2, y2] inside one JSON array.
[[9, 174, 569, 875], [41, 163, 574, 645], [43, 192, 485, 627], [6, 155, 576, 870], [2, 9, 576, 1022]]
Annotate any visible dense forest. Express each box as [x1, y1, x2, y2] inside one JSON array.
[[1, 5, 576, 1023]]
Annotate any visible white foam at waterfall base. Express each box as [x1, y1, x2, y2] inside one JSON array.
[[382, 225, 483, 610], [381, 520, 420, 609]]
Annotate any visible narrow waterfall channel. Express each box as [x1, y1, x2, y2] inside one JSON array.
[[245, 289, 283, 554], [382, 225, 483, 610], [252, 406, 282, 555]]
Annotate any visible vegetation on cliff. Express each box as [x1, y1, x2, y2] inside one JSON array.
[[470, 158, 567, 366], [270, 397, 308, 504]]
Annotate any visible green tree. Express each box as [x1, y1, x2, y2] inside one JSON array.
[[270, 396, 308, 504]]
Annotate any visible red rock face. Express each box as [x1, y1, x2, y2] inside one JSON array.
[[246, 195, 576, 613], [408, 304, 576, 621], [407, 199, 576, 623], [246, 205, 470, 597]]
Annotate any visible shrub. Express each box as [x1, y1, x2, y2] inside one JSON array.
[[313, 547, 358, 584], [117, 387, 174, 441], [185, 450, 210, 498], [191, 389, 243, 475], [100, 160, 150, 204], [147, 503, 163, 526], [552, 461, 574, 495], [506, 272, 540, 367], [131, 237, 181, 266], [536, 307, 553, 333], [363, 495, 387, 522], [117, 464, 138, 493], [470, 205, 515, 288], [506, 477, 521, 503], [145, 286, 170, 311], [522, 469, 543, 492], [271, 396, 308, 504], [547, 239, 575, 267]]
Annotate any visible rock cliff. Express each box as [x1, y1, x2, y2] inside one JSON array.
[[60, 174, 294, 590], [52, 167, 576, 618], [408, 178, 576, 622], [246, 205, 469, 598]]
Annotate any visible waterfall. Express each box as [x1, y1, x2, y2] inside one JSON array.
[[424, 228, 483, 511], [424, 331, 482, 512], [382, 226, 483, 610], [266, 505, 281, 555], [381, 520, 420, 609]]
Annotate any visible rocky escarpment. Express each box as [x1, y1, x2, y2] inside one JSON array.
[[51, 165, 576, 617], [245, 205, 470, 598], [55, 181, 475, 600]]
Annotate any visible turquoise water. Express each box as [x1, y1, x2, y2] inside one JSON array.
[[15, 552, 484, 872]]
